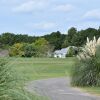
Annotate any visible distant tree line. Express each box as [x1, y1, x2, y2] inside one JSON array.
[[0, 33, 39, 47], [63, 27, 100, 48], [0, 31, 66, 50], [0, 27, 100, 51]]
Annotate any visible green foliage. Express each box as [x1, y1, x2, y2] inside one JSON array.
[[0, 27, 100, 50], [0, 58, 24, 99], [0, 33, 15, 45], [43, 31, 66, 50], [1, 57, 75, 99], [9, 38, 52, 57], [34, 38, 50, 57], [67, 47, 75, 57], [71, 46, 100, 87], [9, 43, 24, 57], [0, 33, 38, 47], [34, 38, 48, 46], [0, 58, 46, 100], [24, 44, 36, 57], [66, 47, 78, 57], [9, 43, 36, 57], [0, 31, 66, 50], [63, 27, 100, 47]]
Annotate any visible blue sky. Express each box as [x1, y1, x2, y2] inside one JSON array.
[[0, 0, 100, 36]]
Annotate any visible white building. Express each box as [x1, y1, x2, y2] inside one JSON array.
[[54, 46, 78, 58], [54, 48, 68, 58]]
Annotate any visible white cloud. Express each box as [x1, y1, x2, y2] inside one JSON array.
[[53, 4, 74, 12], [13, 0, 47, 13], [84, 9, 100, 20], [31, 22, 56, 30]]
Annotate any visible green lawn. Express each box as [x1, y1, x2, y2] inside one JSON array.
[[81, 87, 100, 96], [5, 57, 75, 100], [6, 57, 100, 96], [8, 57, 75, 81]]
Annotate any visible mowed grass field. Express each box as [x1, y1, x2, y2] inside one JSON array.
[[8, 57, 76, 81], [6, 57, 100, 95]]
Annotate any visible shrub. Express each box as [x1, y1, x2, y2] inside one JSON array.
[[67, 47, 74, 57], [24, 44, 36, 57], [9, 43, 37, 57], [71, 37, 100, 86], [0, 58, 44, 100], [9, 43, 24, 57], [0, 58, 23, 100], [9, 41, 51, 57], [66, 46, 78, 57]]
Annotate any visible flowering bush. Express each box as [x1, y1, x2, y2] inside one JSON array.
[[77, 37, 100, 60], [71, 37, 100, 86]]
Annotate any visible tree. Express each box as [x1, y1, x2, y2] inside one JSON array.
[[44, 31, 66, 50], [63, 27, 100, 47], [67, 27, 77, 45], [34, 38, 51, 57], [63, 27, 77, 47], [9, 43, 37, 57], [0, 33, 15, 45], [66, 47, 77, 57], [24, 44, 36, 57], [0, 27, 100, 51], [9, 43, 24, 56]]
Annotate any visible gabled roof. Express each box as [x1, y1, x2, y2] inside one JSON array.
[[54, 46, 78, 54], [54, 48, 68, 54]]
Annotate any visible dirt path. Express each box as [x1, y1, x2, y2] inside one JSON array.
[[26, 77, 100, 100]]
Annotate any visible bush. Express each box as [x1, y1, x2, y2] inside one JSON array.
[[9, 41, 51, 57], [24, 44, 36, 57], [0, 58, 24, 100], [0, 58, 44, 100], [9, 43, 24, 57], [66, 46, 78, 57], [71, 57, 100, 86], [71, 37, 100, 86], [9, 43, 36, 57]]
